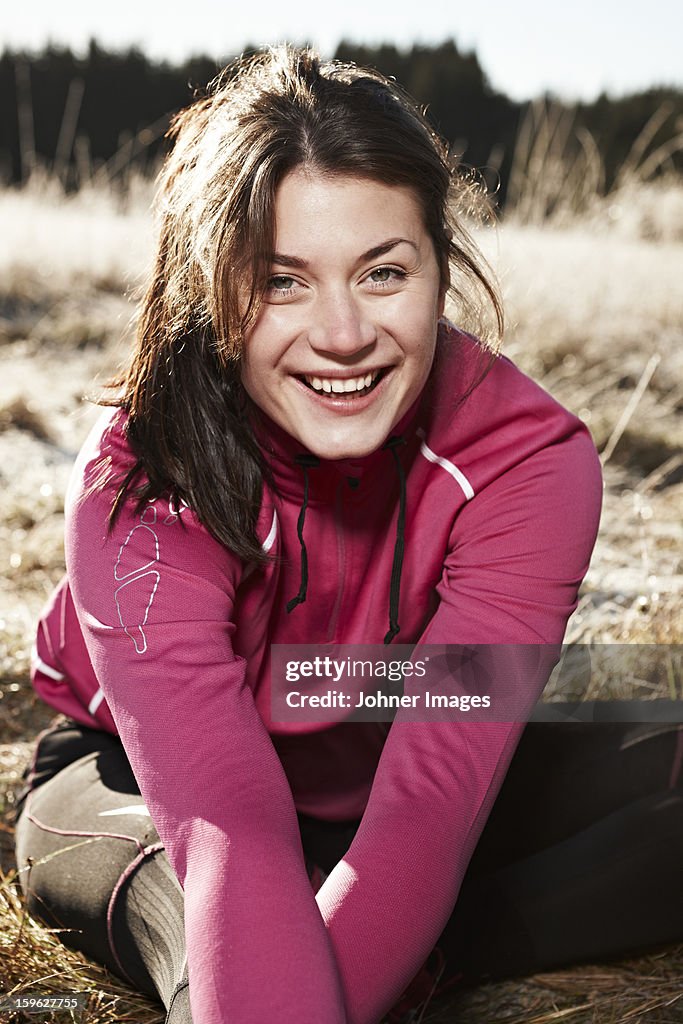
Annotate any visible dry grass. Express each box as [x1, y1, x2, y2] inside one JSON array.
[[0, 171, 154, 299], [431, 956, 683, 1024], [0, 166, 681, 1022], [0, 864, 164, 1023], [506, 99, 683, 241]]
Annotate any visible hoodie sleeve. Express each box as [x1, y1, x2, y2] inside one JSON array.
[[315, 419, 603, 1024], [64, 419, 347, 1024]]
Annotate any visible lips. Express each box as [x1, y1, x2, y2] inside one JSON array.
[[291, 367, 392, 416]]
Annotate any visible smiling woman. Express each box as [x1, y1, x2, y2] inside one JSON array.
[[13, 43, 683, 1024], [99, 45, 501, 564], [241, 172, 445, 459]]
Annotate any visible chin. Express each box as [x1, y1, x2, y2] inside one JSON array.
[[305, 442, 369, 462], [301, 429, 385, 462]]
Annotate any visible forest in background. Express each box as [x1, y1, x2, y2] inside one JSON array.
[[1, 38, 682, 204]]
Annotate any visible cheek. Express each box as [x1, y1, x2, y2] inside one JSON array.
[[239, 325, 290, 410], [409, 316, 439, 378], [240, 328, 272, 379], [239, 358, 275, 420]]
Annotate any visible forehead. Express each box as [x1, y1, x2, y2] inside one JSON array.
[[271, 169, 428, 254]]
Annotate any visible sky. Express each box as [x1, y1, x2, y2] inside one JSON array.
[[2, 0, 679, 103]]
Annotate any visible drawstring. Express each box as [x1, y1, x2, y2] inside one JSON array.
[[286, 439, 408, 644], [382, 436, 407, 644], [286, 454, 320, 613]]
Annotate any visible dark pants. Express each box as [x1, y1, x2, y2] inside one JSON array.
[[13, 713, 683, 1023]]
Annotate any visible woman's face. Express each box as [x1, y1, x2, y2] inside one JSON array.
[[241, 168, 446, 460]]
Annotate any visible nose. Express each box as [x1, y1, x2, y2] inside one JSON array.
[[307, 288, 378, 359]]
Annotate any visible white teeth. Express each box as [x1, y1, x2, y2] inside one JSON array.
[[303, 371, 380, 394]]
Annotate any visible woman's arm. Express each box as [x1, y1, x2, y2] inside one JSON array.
[[315, 421, 603, 1024], [65, 419, 347, 1024]]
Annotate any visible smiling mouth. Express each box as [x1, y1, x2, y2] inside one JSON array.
[[298, 368, 387, 398]]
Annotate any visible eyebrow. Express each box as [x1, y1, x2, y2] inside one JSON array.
[[270, 237, 418, 269]]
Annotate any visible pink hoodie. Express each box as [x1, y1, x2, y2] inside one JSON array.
[[31, 324, 603, 1024]]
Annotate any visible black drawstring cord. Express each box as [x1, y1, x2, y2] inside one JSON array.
[[286, 454, 320, 613], [285, 440, 407, 641], [383, 436, 407, 644]]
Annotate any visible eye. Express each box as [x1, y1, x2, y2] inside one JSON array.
[[367, 266, 406, 288], [267, 274, 298, 295]]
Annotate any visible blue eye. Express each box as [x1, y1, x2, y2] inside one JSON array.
[[268, 275, 296, 293]]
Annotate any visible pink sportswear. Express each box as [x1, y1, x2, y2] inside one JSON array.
[[31, 323, 603, 1024]]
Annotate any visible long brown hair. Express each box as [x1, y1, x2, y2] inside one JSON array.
[[103, 45, 503, 564]]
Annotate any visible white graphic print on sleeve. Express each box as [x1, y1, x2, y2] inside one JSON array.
[[114, 498, 188, 654]]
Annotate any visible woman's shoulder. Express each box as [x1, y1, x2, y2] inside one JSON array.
[[432, 320, 580, 424], [64, 406, 249, 582], [67, 405, 134, 495], [422, 322, 602, 496]]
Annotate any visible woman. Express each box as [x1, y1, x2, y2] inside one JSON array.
[[13, 46, 683, 1024]]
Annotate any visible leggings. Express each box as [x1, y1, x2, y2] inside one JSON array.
[[13, 711, 683, 1023]]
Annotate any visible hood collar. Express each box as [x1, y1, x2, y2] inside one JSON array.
[[246, 319, 460, 642], [250, 391, 423, 501]]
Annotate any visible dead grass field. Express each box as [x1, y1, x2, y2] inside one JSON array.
[[0, 175, 681, 1023]]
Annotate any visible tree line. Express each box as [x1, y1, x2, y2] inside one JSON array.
[[1, 38, 680, 206]]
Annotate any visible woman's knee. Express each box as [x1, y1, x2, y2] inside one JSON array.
[[13, 747, 163, 973]]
